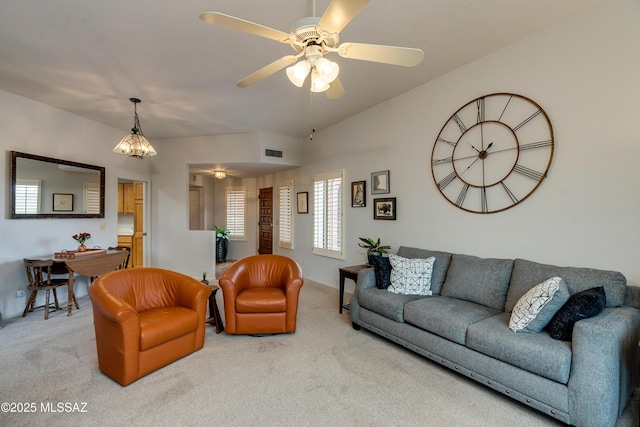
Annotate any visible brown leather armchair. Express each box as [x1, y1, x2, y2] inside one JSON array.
[[219, 255, 303, 335], [89, 268, 211, 386]]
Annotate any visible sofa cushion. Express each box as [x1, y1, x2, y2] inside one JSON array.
[[467, 312, 572, 384], [358, 287, 428, 322], [139, 306, 199, 351], [546, 286, 606, 341], [387, 254, 435, 296], [440, 254, 513, 311], [509, 277, 570, 333], [404, 296, 501, 344], [370, 256, 392, 289], [396, 247, 452, 295], [506, 259, 626, 312]]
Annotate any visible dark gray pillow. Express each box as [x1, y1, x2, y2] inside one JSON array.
[[546, 286, 606, 341], [370, 256, 392, 289]]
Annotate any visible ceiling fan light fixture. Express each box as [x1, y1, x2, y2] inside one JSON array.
[[315, 57, 339, 83], [310, 71, 330, 93], [286, 61, 311, 87], [113, 98, 157, 159]]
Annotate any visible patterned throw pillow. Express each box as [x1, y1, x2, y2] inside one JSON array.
[[387, 254, 435, 296], [509, 277, 569, 333]]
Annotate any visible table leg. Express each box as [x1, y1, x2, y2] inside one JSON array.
[[207, 288, 224, 334], [67, 273, 74, 316], [339, 270, 347, 314]]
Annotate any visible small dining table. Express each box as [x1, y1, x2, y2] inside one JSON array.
[[30, 249, 129, 316]]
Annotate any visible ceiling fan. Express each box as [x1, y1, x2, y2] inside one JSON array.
[[199, 0, 424, 99]]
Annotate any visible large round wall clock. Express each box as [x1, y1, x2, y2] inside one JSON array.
[[431, 93, 554, 214]]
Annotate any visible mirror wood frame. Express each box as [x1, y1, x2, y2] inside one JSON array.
[[10, 151, 106, 219]]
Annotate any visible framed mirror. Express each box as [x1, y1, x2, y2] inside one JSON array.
[[10, 151, 105, 219]]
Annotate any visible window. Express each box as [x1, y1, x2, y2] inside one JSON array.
[[15, 180, 40, 214], [225, 187, 246, 240], [84, 182, 101, 214], [279, 180, 294, 249], [313, 170, 344, 259]]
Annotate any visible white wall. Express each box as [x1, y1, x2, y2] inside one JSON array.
[[274, 0, 640, 291], [0, 91, 151, 319]]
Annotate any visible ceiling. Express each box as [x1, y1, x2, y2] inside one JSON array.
[[0, 0, 606, 141]]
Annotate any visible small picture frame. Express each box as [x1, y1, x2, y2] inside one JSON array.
[[351, 180, 366, 207], [297, 192, 308, 214], [373, 197, 396, 220], [53, 193, 74, 211], [371, 170, 390, 194]]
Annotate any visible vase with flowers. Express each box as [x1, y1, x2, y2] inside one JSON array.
[[73, 232, 91, 252]]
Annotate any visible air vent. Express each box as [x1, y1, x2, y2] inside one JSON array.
[[265, 149, 283, 158]]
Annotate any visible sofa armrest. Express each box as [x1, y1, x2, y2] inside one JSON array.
[[349, 267, 375, 326], [568, 306, 640, 427]]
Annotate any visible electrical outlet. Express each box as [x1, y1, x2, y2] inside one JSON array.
[[99, 222, 106, 230]]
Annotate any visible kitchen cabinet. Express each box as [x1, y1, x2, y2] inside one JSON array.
[[117, 235, 133, 268], [117, 183, 135, 214]]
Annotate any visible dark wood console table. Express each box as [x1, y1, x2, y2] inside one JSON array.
[[338, 264, 370, 314]]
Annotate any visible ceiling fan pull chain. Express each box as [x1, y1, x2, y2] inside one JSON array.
[[309, 91, 316, 141]]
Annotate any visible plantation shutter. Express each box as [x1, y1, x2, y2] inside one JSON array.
[[15, 180, 40, 214], [279, 180, 293, 248], [312, 170, 343, 259], [84, 182, 101, 214], [225, 187, 246, 240]]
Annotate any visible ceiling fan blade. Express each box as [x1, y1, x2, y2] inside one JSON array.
[[236, 55, 298, 88], [199, 12, 292, 43], [338, 42, 424, 67], [318, 0, 370, 35], [325, 77, 345, 100]]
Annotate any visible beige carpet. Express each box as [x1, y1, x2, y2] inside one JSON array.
[[1, 280, 636, 426]]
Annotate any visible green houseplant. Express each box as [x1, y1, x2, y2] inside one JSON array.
[[358, 237, 391, 265], [215, 226, 230, 262]]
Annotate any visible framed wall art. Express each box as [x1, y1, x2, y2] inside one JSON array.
[[297, 191, 308, 214], [53, 193, 74, 212], [371, 170, 390, 194], [374, 197, 396, 220], [351, 180, 366, 207]]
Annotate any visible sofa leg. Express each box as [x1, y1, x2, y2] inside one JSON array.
[[352, 322, 361, 330]]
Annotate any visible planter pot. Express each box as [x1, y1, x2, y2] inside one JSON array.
[[216, 240, 228, 262], [367, 251, 381, 265]]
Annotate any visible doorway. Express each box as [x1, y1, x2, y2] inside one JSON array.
[[117, 179, 148, 267]]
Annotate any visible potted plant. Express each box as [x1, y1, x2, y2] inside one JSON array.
[[215, 226, 230, 262], [358, 237, 391, 265]]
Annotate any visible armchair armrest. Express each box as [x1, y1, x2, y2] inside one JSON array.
[[568, 306, 640, 427]]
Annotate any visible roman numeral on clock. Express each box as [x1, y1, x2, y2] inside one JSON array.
[[519, 140, 552, 151], [453, 114, 467, 134], [437, 171, 458, 190], [513, 164, 545, 181]]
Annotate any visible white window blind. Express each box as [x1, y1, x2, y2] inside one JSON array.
[[226, 187, 246, 240], [84, 182, 100, 214], [15, 180, 40, 214], [279, 180, 294, 249], [313, 170, 344, 259]]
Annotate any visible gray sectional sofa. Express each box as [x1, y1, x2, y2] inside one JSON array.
[[349, 246, 640, 427]]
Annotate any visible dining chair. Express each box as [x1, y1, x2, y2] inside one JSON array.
[[108, 246, 130, 269], [22, 259, 73, 320]]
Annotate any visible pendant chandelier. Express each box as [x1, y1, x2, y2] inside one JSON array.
[[113, 98, 157, 159]]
